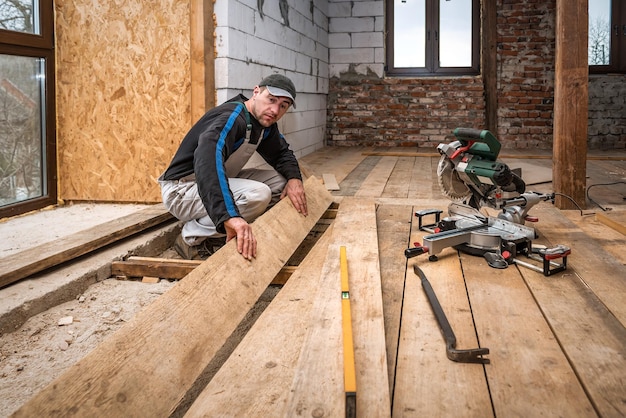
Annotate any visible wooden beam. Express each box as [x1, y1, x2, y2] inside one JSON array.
[[0, 206, 174, 288], [13, 177, 333, 417], [553, 0, 589, 209], [482, 0, 497, 133], [112, 257, 298, 284]]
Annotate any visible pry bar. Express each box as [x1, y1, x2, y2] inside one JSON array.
[[413, 264, 490, 364]]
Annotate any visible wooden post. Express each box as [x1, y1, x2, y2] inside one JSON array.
[[553, 0, 589, 209], [190, 0, 215, 124], [482, 0, 497, 134]]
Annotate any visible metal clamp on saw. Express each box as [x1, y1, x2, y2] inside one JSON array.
[[405, 128, 570, 277]]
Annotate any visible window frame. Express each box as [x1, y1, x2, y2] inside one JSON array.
[[386, 0, 481, 77], [589, 0, 625, 74], [0, 0, 57, 218]]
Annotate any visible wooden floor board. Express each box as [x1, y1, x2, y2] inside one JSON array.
[[461, 252, 596, 417], [286, 198, 391, 417], [13, 178, 333, 417], [184, 227, 334, 417], [0, 206, 174, 288], [334, 155, 381, 196], [376, 204, 413, 396], [533, 205, 626, 325]]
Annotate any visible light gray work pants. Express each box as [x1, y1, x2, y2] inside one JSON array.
[[159, 168, 287, 246]]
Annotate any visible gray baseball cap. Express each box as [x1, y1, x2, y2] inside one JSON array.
[[259, 74, 296, 109]]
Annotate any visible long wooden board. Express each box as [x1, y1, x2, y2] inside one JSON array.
[[286, 198, 391, 417], [376, 204, 413, 395], [533, 204, 626, 325], [355, 156, 398, 197], [0, 205, 174, 288], [393, 229, 491, 416], [461, 252, 595, 416], [184, 226, 334, 416], [13, 177, 333, 417], [521, 232, 626, 416]]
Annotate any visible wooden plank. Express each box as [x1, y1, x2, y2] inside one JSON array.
[[393, 236, 491, 416], [563, 211, 626, 266], [0, 206, 174, 288], [518, 239, 626, 417], [355, 157, 398, 197], [334, 155, 381, 196], [286, 198, 391, 417], [408, 157, 435, 199], [322, 173, 340, 190], [13, 177, 333, 417], [533, 204, 626, 325], [595, 211, 626, 236], [381, 157, 415, 198], [376, 204, 413, 396], [461, 252, 595, 416], [184, 226, 334, 417]]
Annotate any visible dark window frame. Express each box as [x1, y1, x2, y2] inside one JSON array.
[[0, 0, 57, 218], [589, 0, 625, 74], [386, 0, 481, 77]]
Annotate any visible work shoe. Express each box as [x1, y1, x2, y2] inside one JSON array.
[[174, 235, 226, 260]]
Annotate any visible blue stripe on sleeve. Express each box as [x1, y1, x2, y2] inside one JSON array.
[[215, 104, 244, 217]]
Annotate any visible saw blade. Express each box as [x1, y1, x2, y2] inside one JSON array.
[[437, 155, 472, 200]]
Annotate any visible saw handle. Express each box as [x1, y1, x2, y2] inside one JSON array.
[[452, 128, 501, 160]]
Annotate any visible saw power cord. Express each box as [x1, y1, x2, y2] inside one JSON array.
[[586, 181, 626, 212], [552, 192, 588, 216]]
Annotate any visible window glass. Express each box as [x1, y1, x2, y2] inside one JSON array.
[[588, 0, 611, 65], [0, 0, 39, 34], [0, 54, 46, 206], [440, 0, 473, 67], [394, 0, 426, 68]]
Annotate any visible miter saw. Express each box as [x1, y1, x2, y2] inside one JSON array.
[[405, 128, 570, 276]]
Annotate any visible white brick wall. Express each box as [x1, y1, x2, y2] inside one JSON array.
[[214, 0, 330, 157], [213, 0, 385, 156], [328, 0, 385, 78]]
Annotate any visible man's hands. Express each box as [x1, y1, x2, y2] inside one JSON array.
[[224, 217, 257, 260], [224, 179, 307, 261], [280, 178, 308, 216]]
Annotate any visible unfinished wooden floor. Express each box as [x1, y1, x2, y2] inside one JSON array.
[[13, 146, 626, 417], [299, 147, 626, 417]]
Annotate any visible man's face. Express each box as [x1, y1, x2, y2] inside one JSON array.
[[250, 86, 292, 127]]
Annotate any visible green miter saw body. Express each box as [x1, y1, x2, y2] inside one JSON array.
[[437, 128, 526, 210], [406, 128, 569, 276]]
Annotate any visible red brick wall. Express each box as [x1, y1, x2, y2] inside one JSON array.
[[327, 0, 558, 150], [327, 75, 486, 148], [496, 0, 556, 149]]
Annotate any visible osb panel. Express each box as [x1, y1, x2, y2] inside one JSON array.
[[56, 0, 192, 202]]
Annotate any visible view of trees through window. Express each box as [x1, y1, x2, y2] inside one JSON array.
[[0, 0, 48, 209], [589, 0, 611, 65]]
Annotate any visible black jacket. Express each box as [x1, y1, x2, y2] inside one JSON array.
[[161, 94, 302, 233]]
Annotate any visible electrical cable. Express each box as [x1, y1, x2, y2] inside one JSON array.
[[552, 192, 587, 216], [586, 181, 626, 212]]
